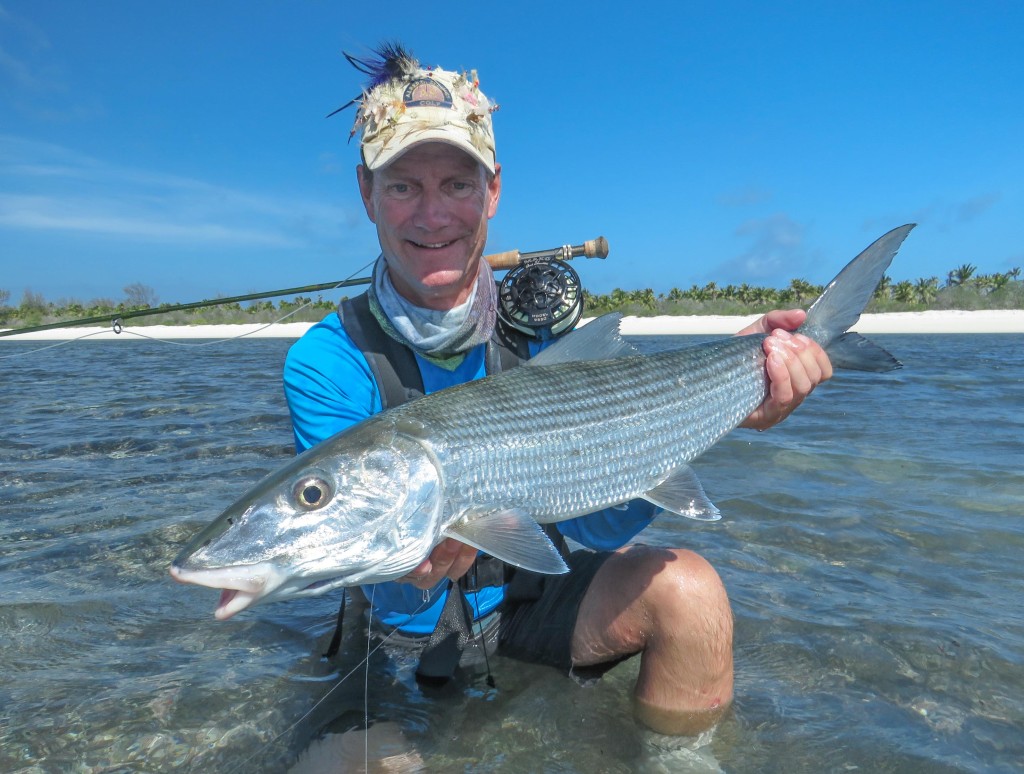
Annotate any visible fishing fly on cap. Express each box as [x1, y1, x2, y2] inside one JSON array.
[[328, 42, 499, 173]]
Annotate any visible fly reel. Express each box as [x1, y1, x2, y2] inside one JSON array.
[[497, 256, 583, 340]]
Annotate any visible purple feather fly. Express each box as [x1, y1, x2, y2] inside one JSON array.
[[326, 42, 419, 118]]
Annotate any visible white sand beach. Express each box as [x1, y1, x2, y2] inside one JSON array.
[[1, 310, 1022, 342]]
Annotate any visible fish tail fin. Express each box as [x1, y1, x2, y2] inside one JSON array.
[[798, 224, 915, 372], [825, 331, 902, 372]]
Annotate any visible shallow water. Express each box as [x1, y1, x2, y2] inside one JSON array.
[[1, 333, 1022, 772]]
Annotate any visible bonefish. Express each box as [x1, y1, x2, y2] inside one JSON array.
[[171, 225, 914, 619]]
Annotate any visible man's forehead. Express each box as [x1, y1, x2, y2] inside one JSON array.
[[378, 142, 484, 176]]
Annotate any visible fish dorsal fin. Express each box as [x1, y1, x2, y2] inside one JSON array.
[[526, 313, 639, 367], [444, 508, 569, 574], [642, 465, 722, 522]]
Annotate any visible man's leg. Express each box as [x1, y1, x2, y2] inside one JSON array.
[[570, 545, 733, 735]]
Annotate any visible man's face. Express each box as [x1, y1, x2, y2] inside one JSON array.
[[358, 142, 501, 310]]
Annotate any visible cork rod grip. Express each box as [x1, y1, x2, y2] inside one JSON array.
[[484, 249, 523, 270], [484, 236, 609, 270]]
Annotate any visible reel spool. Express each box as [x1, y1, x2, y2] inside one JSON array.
[[497, 256, 583, 340]]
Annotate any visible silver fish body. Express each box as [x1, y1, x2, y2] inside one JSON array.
[[390, 336, 767, 524], [171, 225, 914, 619]]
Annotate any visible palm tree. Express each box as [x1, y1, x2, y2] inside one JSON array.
[[914, 277, 939, 305], [752, 286, 778, 307], [630, 288, 657, 310], [989, 273, 1011, 291], [946, 263, 977, 287], [893, 280, 916, 304], [685, 284, 705, 302], [610, 288, 630, 307], [873, 274, 892, 301], [787, 278, 818, 304]]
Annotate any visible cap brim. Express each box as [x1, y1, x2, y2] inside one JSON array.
[[363, 125, 495, 174]]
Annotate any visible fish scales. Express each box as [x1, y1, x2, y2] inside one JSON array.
[[389, 336, 770, 522]]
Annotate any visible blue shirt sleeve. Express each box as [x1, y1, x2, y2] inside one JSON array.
[[283, 313, 380, 453], [555, 499, 658, 550]]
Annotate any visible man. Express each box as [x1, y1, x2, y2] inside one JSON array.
[[284, 44, 831, 737]]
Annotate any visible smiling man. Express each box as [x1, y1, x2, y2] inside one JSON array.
[[357, 142, 501, 310], [283, 43, 831, 738]]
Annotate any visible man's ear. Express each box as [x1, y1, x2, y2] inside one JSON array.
[[357, 164, 376, 224], [486, 162, 502, 219]]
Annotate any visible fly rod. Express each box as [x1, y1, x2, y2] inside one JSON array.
[[0, 237, 609, 338]]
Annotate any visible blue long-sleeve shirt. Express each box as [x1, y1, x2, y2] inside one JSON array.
[[283, 311, 656, 633]]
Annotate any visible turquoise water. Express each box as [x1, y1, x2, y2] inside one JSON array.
[[1, 333, 1021, 772]]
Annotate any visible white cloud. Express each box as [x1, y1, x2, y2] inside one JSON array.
[[0, 193, 302, 246], [706, 213, 817, 286], [0, 134, 352, 248], [0, 5, 64, 97], [956, 192, 1001, 223], [863, 191, 1003, 234]]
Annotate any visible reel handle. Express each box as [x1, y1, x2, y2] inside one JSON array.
[[485, 236, 609, 271]]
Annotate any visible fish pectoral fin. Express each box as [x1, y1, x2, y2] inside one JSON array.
[[525, 313, 638, 366], [444, 509, 569, 575], [642, 465, 722, 522]]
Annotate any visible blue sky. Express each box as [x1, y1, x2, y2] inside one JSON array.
[[2, 1, 1021, 306]]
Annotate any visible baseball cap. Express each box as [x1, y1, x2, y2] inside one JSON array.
[[335, 44, 498, 174]]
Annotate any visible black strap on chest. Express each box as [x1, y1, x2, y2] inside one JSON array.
[[323, 291, 533, 668], [337, 292, 530, 410]]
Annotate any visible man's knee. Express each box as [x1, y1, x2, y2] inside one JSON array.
[[645, 548, 733, 653]]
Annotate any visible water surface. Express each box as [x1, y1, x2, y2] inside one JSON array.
[[1, 333, 1021, 772]]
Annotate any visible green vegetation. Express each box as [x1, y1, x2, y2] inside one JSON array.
[[584, 267, 1023, 318], [0, 283, 342, 330], [0, 268, 1021, 331]]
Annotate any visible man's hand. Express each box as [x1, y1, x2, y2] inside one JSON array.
[[396, 538, 478, 590], [737, 309, 833, 431]]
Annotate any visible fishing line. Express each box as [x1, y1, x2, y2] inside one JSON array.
[[0, 328, 116, 359], [365, 584, 376, 774], [222, 587, 435, 774], [473, 588, 497, 689], [0, 259, 377, 360]]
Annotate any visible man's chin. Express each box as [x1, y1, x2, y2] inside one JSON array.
[[409, 269, 480, 308]]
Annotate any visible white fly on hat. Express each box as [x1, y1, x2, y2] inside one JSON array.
[[342, 45, 498, 173]]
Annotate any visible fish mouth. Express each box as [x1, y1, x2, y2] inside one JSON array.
[[169, 562, 283, 620], [213, 588, 261, 620], [169, 562, 358, 620]]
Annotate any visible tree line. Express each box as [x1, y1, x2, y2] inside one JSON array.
[[584, 264, 1022, 317], [1, 264, 1021, 329]]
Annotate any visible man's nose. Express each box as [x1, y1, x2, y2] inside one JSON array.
[[412, 188, 453, 229]]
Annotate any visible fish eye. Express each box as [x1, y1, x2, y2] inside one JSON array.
[[292, 476, 332, 510]]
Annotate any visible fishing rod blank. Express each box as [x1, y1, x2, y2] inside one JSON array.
[[0, 237, 608, 338]]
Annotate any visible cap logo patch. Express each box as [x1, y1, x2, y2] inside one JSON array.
[[403, 78, 453, 109]]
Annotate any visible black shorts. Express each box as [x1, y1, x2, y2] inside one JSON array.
[[498, 548, 622, 680], [365, 549, 626, 682]]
